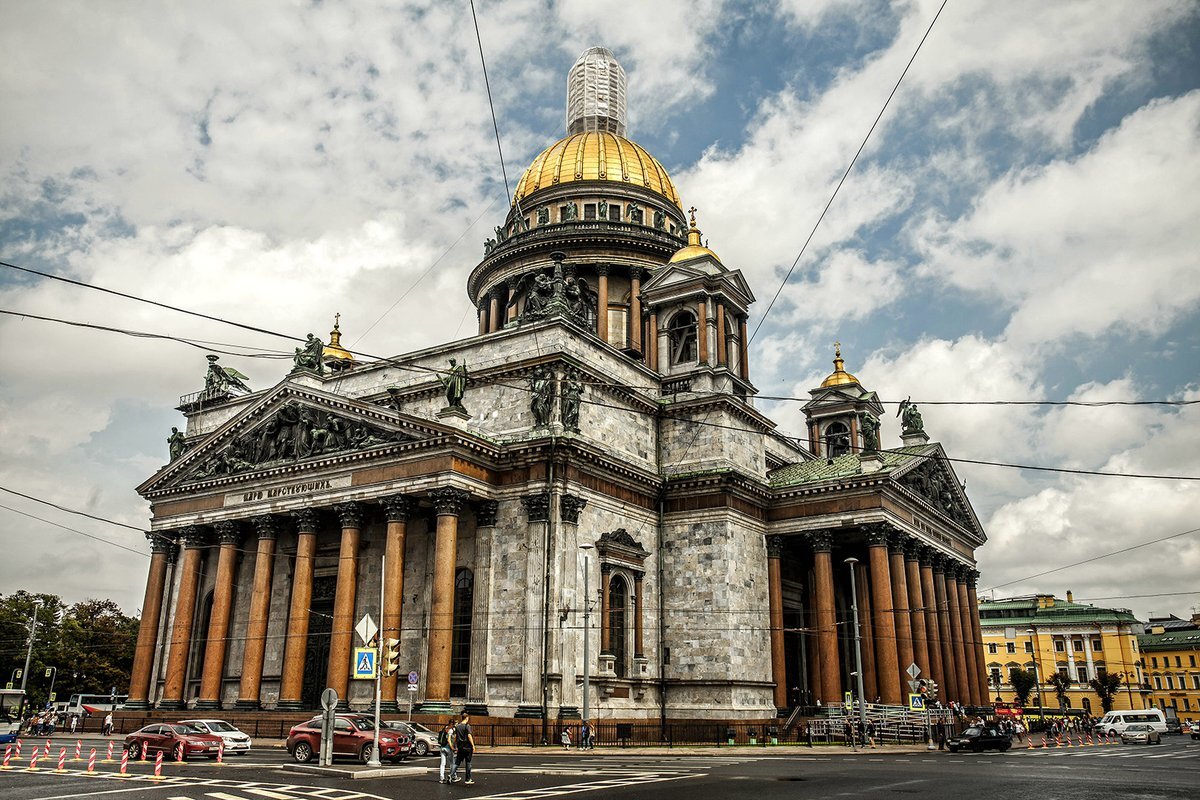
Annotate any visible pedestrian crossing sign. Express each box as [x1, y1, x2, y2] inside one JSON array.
[[353, 647, 377, 679], [844, 691, 853, 709], [909, 693, 925, 711]]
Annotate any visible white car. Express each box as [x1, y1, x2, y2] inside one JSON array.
[[180, 719, 252, 754], [1120, 724, 1162, 745]]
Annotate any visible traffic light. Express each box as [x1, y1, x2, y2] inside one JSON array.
[[381, 637, 401, 677], [927, 681, 939, 701]]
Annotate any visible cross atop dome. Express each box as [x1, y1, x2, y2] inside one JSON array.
[[566, 46, 628, 137]]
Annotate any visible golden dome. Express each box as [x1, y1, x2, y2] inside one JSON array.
[[668, 207, 722, 265], [820, 343, 860, 388], [322, 314, 355, 370], [513, 131, 682, 210]]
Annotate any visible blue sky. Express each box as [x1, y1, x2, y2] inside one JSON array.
[[1, 0, 1198, 621]]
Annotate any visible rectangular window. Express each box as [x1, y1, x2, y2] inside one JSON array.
[[1152, 657, 1158, 668], [1176, 656, 1183, 668], [1073, 639, 1084, 652], [1192, 675, 1200, 690], [1185, 698, 1191, 711], [608, 204, 621, 221], [1165, 675, 1174, 690], [1190, 655, 1196, 667], [1024, 641, 1033, 653], [1055, 640, 1065, 652], [1006, 643, 1016, 654], [1154, 676, 1163, 690], [1096, 666, 1107, 679], [988, 643, 997, 654], [584, 203, 596, 220], [1091, 638, 1102, 652], [1077, 667, 1088, 684]]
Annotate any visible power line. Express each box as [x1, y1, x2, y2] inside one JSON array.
[[749, 0, 949, 344], [0, 486, 147, 533], [982, 525, 1200, 593], [0, 503, 149, 558], [469, 0, 514, 207]]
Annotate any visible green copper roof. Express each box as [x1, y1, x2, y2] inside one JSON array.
[[768, 445, 930, 488], [1137, 628, 1200, 651], [978, 597, 1141, 627]]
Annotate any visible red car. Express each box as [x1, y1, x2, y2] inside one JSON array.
[[125, 722, 224, 760], [286, 713, 412, 764]]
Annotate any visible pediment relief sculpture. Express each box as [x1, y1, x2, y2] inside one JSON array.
[[898, 458, 971, 527]]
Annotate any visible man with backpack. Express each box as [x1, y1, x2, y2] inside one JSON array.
[[451, 714, 476, 786], [437, 720, 456, 784]]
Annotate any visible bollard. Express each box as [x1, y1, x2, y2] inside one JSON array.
[[104, 741, 114, 762], [55, 747, 67, 773], [74, 739, 82, 761], [86, 748, 96, 776], [27, 747, 41, 772], [140, 743, 148, 762], [118, 749, 129, 777], [150, 750, 164, 781], [215, 741, 226, 766], [175, 743, 185, 764], [14, 739, 20, 758], [1, 745, 11, 770]]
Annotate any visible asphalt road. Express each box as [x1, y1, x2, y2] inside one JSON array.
[[0, 734, 1195, 799]]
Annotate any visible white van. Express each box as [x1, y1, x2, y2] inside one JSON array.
[[1096, 709, 1167, 735]]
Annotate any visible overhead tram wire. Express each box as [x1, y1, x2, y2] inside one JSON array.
[[4, 302, 1198, 482], [748, 0, 949, 345], [469, 0, 515, 207], [0, 503, 149, 558], [5, 260, 1195, 408]]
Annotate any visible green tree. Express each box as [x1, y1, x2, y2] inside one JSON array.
[[1048, 671, 1073, 711], [1088, 673, 1123, 713], [1009, 667, 1037, 707]]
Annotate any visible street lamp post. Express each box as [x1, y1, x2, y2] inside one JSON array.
[[19, 599, 44, 715], [580, 544, 594, 729], [1026, 628, 1044, 724], [844, 558, 867, 737]]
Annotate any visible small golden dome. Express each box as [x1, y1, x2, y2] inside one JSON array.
[[513, 131, 682, 210], [820, 342, 860, 388], [323, 314, 355, 369], [668, 207, 722, 265]]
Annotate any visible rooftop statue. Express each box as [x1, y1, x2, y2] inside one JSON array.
[[440, 358, 469, 412], [560, 370, 583, 431], [860, 412, 880, 453], [897, 397, 925, 435], [203, 354, 251, 395], [292, 333, 326, 375], [167, 427, 186, 461], [530, 366, 554, 427]]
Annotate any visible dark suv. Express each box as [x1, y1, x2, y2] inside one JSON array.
[[286, 714, 412, 764], [946, 725, 1012, 753]]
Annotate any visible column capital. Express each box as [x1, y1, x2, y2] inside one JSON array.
[[903, 536, 923, 560], [147, 531, 177, 555], [804, 530, 833, 553], [251, 515, 281, 541], [766, 535, 784, 559], [946, 561, 968, 581], [888, 531, 910, 555], [520, 491, 550, 522], [930, 551, 949, 573], [382, 495, 415, 523], [475, 499, 500, 528], [863, 523, 890, 548], [430, 487, 470, 517], [596, 263, 610, 277], [964, 568, 980, 587], [181, 525, 210, 549], [335, 501, 365, 529], [293, 507, 321, 533], [560, 493, 587, 524], [600, 562, 614, 575], [166, 542, 181, 565], [215, 520, 244, 546]]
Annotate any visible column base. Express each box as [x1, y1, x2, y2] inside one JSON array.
[[416, 700, 454, 715], [123, 700, 151, 711], [334, 700, 353, 712], [379, 701, 400, 714], [233, 699, 260, 711], [556, 705, 580, 720], [192, 700, 221, 710], [157, 700, 185, 711], [274, 700, 307, 712], [514, 704, 544, 719], [462, 703, 489, 717]]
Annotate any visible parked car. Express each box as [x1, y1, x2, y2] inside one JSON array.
[[383, 720, 439, 756], [1163, 716, 1182, 736], [286, 714, 412, 764], [180, 719, 253, 754], [1191, 724, 1200, 740], [1121, 724, 1162, 745], [125, 723, 225, 760], [946, 726, 1012, 753]]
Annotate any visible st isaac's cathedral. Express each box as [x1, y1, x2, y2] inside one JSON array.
[[130, 48, 991, 721]]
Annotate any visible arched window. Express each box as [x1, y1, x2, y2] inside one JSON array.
[[450, 569, 474, 679], [825, 422, 850, 457], [608, 575, 628, 678], [667, 311, 698, 364]]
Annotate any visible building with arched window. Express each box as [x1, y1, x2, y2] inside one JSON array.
[[128, 47, 992, 722]]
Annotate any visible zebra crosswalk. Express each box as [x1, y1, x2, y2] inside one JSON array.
[[0, 767, 390, 800], [465, 755, 758, 800], [1014, 746, 1198, 762]]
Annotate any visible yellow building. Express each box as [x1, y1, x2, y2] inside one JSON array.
[[978, 593, 1149, 717], [1140, 614, 1200, 725]]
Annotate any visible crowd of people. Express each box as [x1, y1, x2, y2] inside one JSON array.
[[19, 708, 115, 736]]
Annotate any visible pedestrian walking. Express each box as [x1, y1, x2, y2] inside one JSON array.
[[581, 720, 593, 750], [102, 712, 114, 737], [69, 715, 78, 734], [437, 720, 456, 784], [866, 720, 877, 749], [452, 714, 475, 786], [560, 726, 572, 750]]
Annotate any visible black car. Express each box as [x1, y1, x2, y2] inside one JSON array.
[[947, 725, 1012, 753]]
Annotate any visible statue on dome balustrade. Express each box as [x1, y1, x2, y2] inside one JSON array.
[[439, 358, 469, 412], [563, 202, 579, 222]]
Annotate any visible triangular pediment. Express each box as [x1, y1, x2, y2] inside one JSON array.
[[642, 264, 756, 307], [139, 384, 441, 496], [889, 444, 985, 540], [642, 263, 708, 291]]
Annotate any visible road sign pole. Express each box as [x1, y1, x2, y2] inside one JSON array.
[[367, 554, 384, 768]]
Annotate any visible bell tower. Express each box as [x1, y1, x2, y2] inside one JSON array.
[[802, 344, 884, 458]]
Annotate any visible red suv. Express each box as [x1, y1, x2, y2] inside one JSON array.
[[286, 714, 412, 764]]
